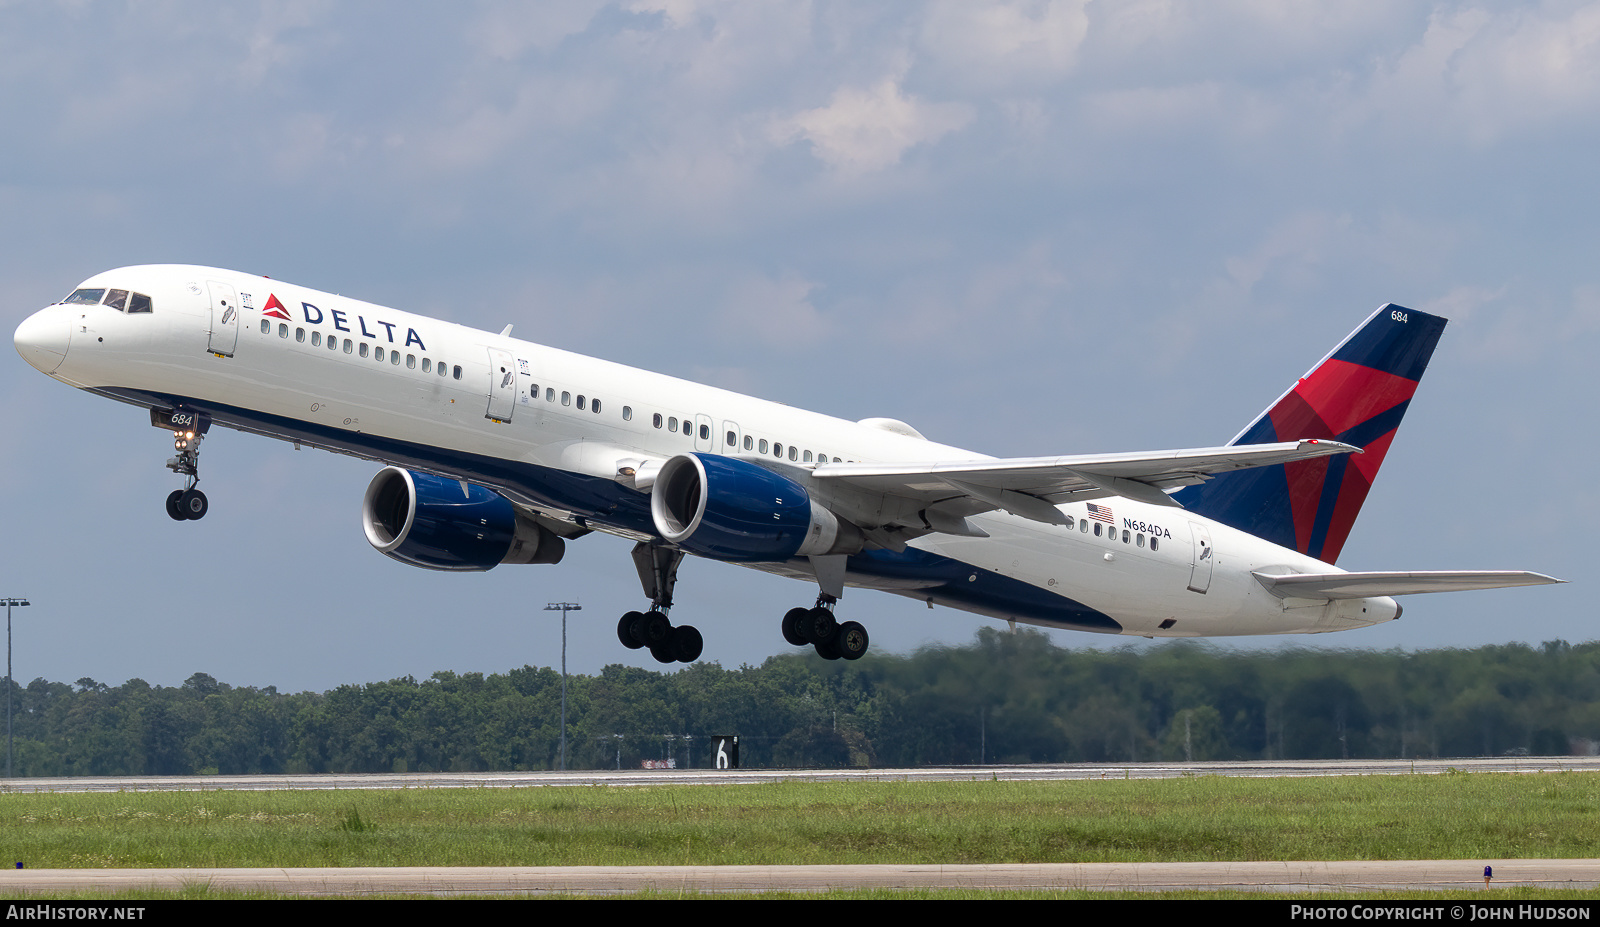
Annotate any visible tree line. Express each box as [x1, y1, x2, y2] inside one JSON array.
[[6, 629, 1599, 776]]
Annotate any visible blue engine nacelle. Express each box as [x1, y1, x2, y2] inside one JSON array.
[[362, 467, 565, 571], [649, 453, 862, 562]]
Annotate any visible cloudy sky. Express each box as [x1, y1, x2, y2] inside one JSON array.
[[3, 1, 1596, 693]]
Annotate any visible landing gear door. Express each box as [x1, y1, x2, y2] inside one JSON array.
[[206, 280, 239, 357], [1187, 521, 1214, 594], [486, 347, 516, 423]]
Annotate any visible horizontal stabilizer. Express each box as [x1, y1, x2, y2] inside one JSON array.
[[1253, 570, 1564, 600]]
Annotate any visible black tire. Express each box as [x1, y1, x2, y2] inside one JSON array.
[[642, 610, 672, 647], [805, 606, 837, 644], [814, 636, 842, 660], [649, 642, 676, 664], [670, 625, 704, 663], [618, 611, 647, 649], [166, 490, 186, 521], [837, 621, 869, 660], [178, 489, 208, 520], [782, 607, 810, 645]]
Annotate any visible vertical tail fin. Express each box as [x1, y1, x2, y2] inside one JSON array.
[[1171, 305, 1447, 564]]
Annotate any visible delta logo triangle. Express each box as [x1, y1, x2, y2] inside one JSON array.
[[262, 294, 291, 320]]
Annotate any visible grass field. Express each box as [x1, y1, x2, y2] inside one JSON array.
[[3, 770, 1599, 870]]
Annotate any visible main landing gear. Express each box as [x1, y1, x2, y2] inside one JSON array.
[[616, 543, 872, 664], [618, 542, 704, 664], [164, 425, 208, 521], [782, 594, 869, 661]]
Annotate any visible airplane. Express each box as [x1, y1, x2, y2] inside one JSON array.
[[13, 266, 1561, 665]]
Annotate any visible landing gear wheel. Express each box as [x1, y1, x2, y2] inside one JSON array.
[[669, 625, 703, 663], [618, 611, 647, 649], [782, 607, 811, 645], [649, 642, 676, 664], [177, 489, 208, 520], [641, 610, 672, 648], [814, 634, 842, 660], [166, 490, 186, 521], [805, 606, 837, 645], [837, 621, 869, 660]]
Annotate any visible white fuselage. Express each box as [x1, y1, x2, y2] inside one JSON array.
[[14, 265, 1398, 639]]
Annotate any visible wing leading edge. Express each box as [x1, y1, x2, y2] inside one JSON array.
[[811, 439, 1359, 529]]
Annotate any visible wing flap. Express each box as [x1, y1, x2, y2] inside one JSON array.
[[1253, 570, 1565, 600]]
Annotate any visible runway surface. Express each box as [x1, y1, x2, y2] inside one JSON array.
[[2, 860, 1595, 895], [4, 755, 1598, 793]]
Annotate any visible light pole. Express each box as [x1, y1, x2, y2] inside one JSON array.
[[543, 602, 580, 771], [4, 598, 29, 779]]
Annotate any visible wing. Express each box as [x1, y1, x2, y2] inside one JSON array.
[[1253, 571, 1565, 600], [809, 439, 1359, 530]]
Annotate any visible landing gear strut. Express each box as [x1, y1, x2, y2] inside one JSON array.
[[618, 542, 703, 664], [163, 417, 208, 521]]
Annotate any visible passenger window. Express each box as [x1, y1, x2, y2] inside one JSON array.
[[788, 446, 797, 461], [592, 399, 602, 414], [546, 388, 554, 401], [1151, 537, 1159, 552], [700, 424, 709, 440], [128, 292, 152, 313], [105, 289, 128, 311], [329, 335, 339, 351], [653, 413, 663, 428], [406, 355, 415, 368], [312, 331, 322, 346], [1137, 533, 1145, 548], [422, 358, 431, 372], [563, 391, 572, 406], [804, 451, 813, 462], [260, 320, 270, 334], [727, 431, 737, 446], [453, 365, 462, 380], [623, 406, 632, 421], [391, 351, 400, 366], [773, 442, 783, 458], [279, 323, 289, 338], [360, 343, 369, 358], [577, 395, 586, 411], [1093, 523, 1102, 537], [439, 362, 448, 376], [296, 327, 305, 342], [375, 347, 384, 361], [1122, 530, 1130, 543], [759, 439, 769, 454], [668, 416, 678, 431], [744, 436, 753, 450], [343, 339, 353, 354]]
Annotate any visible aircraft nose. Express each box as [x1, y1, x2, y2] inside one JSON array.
[[14, 307, 69, 374]]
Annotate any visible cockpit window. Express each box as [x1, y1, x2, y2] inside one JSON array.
[[61, 287, 154, 313]]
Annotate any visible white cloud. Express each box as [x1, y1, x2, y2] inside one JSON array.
[[918, 0, 1090, 85], [771, 79, 974, 173]]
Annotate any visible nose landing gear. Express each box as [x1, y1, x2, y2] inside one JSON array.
[[156, 408, 209, 521]]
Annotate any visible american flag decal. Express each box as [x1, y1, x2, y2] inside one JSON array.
[[1086, 503, 1114, 524]]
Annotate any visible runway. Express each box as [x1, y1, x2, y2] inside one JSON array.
[[2, 860, 1595, 895], [4, 755, 1598, 793]]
